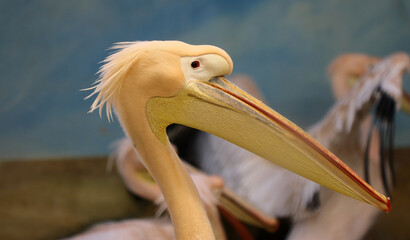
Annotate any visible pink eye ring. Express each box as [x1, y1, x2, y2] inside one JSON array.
[[191, 60, 200, 68]]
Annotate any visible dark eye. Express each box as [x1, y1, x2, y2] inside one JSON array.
[[191, 60, 200, 69]]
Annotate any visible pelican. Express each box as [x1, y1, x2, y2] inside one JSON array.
[[287, 52, 410, 240], [85, 41, 389, 240]]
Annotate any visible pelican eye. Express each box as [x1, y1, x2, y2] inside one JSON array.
[[191, 60, 200, 69]]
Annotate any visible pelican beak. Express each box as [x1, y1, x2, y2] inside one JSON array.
[[400, 90, 410, 114], [147, 76, 390, 212]]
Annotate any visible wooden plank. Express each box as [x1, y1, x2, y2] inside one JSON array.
[[0, 157, 156, 240], [0, 149, 409, 239]]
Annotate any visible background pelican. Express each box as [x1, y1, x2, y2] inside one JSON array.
[[85, 40, 389, 240], [64, 145, 227, 240], [287, 52, 410, 240]]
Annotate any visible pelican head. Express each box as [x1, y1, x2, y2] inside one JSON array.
[[87, 41, 390, 240], [327, 53, 380, 100], [328, 52, 410, 113]]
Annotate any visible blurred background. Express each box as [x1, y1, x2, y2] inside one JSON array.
[[1, 0, 410, 159], [0, 0, 409, 239]]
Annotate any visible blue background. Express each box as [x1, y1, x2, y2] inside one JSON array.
[[1, 0, 409, 159]]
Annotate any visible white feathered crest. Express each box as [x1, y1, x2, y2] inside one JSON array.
[[85, 41, 150, 121]]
